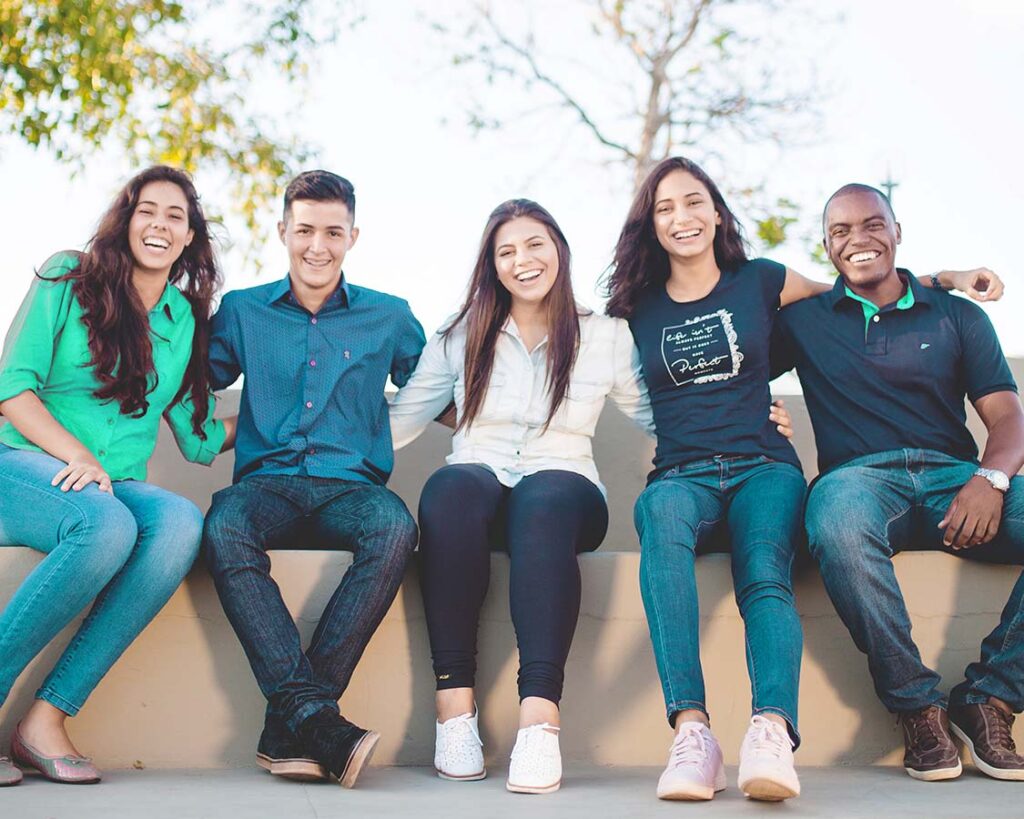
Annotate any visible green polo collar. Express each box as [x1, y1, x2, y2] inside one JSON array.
[[844, 283, 915, 333]]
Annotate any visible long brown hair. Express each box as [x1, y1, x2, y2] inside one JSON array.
[[604, 156, 748, 319], [443, 199, 582, 432], [53, 166, 221, 437]]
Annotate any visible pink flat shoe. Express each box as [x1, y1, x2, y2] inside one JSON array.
[[0, 755, 23, 786], [11, 725, 101, 784]]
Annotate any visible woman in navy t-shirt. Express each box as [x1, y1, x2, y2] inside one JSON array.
[[604, 156, 997, 803]]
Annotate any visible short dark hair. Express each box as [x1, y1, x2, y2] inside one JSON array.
[[283, 170, 356, 221], [822, 183, 895, 232]]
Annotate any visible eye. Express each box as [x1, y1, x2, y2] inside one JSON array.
[[687, 198, 703, 207], [656, 206, 671, 214], [329, 230, 342, 238]]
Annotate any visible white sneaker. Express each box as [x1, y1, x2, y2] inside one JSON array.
[[506, 723, 561, 794], [656, 721, 727, 800], [434, 709, 486, 781], [738, 714, 800, 801]]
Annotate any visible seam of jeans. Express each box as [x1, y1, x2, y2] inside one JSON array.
[[36, 687, 81, 717], [667, 700, 708, 723], [640, 544, 679, 709], [968, 592, 1024, 703]]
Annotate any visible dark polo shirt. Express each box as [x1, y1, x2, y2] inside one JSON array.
[[772, 270, 1017, 475]]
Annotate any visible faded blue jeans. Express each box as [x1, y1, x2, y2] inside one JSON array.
[[806, 449, 1024, 713], [202, 475, 417, 732], [635, 455, 806, 744], [0, 444, 202, 715]]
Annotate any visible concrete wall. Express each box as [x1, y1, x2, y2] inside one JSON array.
[[2, 362, 1023, 768]]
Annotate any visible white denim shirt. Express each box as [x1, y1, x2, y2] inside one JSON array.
[[389, 311, 654, 496]]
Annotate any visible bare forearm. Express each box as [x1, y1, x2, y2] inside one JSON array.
[[979, 412, 1024, 477], [0, 390, 94, 463], [219, 414, 238, 452]]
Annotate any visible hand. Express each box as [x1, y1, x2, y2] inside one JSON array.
[[769, 399, 794, 439], [51, 455, 113, 494], [938, 475, 1003, 549], [944, 267, 1004, 302]]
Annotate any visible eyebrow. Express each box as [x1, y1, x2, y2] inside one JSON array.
[[655, 191, 704, 205], [829, 211, 888, 230], [497, 234, 546, 249], [294, 222, 347, 231]]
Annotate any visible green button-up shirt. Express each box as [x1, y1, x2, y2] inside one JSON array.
[[0, 252, 224, 480]]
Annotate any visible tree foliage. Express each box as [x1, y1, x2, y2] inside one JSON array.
[[434, 0, 827, 249], [0, 0, 356, 256]]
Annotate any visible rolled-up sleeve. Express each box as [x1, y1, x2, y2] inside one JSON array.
[[608, 318, 655, 436], [0, 271, 76, 405], [390, 301, 427, 389], [164, 391, 226, 465], [389, 330, 457, 449]]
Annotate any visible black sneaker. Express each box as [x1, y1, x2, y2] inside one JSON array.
[[257, 714, 328, 781], [297, 709, 380, 788]]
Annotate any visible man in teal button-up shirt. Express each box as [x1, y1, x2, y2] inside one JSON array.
[[202, 170, 424, 788]]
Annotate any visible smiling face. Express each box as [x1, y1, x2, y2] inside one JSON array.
[[652, 170, 722, 262], [127, 181, 194, 278], [824, 189, 902, 289], [278, 198, 359, 297], [493, 216, 560, 309]]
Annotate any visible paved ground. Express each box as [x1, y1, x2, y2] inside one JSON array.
[[3, 764, 1019, 819]]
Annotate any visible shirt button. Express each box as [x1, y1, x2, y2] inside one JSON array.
[[306, 401, 313, 409], [309, 360, 316, 367], [107, 418, 114, 426], [98, 449, 107, 456], [311, 317, 317, 325], [308, 447, 316, 455], [872, 315, 880, 323]]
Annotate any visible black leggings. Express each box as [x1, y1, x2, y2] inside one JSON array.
[[417, 464, 608, 704]]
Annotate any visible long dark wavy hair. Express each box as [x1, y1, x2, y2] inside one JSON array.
[[443, 199, 583, 432], [604, 156, 748, 318], [52, 166, 221, 437]]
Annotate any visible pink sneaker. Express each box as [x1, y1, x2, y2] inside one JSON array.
[[656, 722, 726, 800], [738, 715, 800, 801]]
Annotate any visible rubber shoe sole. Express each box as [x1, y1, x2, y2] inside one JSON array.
[[256, 752, 329, 781], [337, 730, 380, 789], [436, 766, 487, 781], [741, 776, 800, 801], [657, 768, 727, 801], [506, 777, 561, 794], [904, 760, 962, 781], [950, 722, 1024, 781]]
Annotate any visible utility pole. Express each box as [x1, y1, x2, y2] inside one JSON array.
[[880, 169, 899, 204]]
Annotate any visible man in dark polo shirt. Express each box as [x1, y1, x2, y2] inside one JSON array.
[[202, 170, 425, 787], [773, 183, 1024, 782]]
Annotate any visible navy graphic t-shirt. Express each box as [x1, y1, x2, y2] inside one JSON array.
[[628, 257, 800, 478]]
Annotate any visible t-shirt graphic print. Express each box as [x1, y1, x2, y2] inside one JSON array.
[[661, 308, 743, 386]]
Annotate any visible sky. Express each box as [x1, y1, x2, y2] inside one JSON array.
[[2, 0, 1023, 379]]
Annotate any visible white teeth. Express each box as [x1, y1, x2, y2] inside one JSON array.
[[850, 251, 880, 263], [143, 238, 169, 249], [516, 269, 542, 282], [673, 229, 701, 240]]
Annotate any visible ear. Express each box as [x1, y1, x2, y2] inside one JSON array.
[[894, 222, 902, 245], [185, 228, 194, 247], [715, 210, 722, 225], [348, 226, 360, 249], [277, 221, 286, 244]]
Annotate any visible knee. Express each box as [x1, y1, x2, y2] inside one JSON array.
[[361, 494, 418, 557], [71, 497, 139, 556], [151, 496, 204, 570], [202, 500, 255, 570], [419, 466, 491, 525], [735, 575, 795, 613]]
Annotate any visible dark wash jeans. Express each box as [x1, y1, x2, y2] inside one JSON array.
[[805, 449, 1024, 714], [203, 475, 417, 731], [635, 455, 806, 744]]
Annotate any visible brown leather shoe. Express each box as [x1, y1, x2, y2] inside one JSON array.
[[899, 705, 962, 781], [950, 702, 1024, 781]]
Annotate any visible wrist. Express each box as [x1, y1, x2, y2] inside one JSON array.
[[974, 467, 1010, 493], [930, 271, 955, 291]]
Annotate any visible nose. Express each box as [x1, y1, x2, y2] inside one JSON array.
[[309, 233, 325, 253]]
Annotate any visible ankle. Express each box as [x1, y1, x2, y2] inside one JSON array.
[[988, 697, 1014, 717], [519, 697, 559, 729], [436, 688, 475, 723], [673, 709, 710, 733]]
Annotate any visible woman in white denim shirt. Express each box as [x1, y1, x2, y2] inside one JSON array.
[[388, 199, 789, 794]]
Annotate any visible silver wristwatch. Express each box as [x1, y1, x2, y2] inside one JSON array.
[[974, 467, 1010, 493]]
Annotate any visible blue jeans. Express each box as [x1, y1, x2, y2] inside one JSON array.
[[203, 475, 417, 731], [635, 455, 806, 744], [806, 449, 1024, 713], [0, 444, 202, 715]]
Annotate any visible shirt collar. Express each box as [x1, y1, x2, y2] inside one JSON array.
[[267, 273, 351, 309], [149, 282, 177, 322], [830, 268, 931, 311]]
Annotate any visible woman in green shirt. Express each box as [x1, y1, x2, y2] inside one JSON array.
[[0, 166, 233, 786]]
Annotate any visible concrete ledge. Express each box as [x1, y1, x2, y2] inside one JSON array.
[[1, 548, 1020, 768]]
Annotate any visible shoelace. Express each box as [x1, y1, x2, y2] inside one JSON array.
[[899, 708, 941, 751], [669, 724, 711, 766], [442, 712, 483, 747], [746, 716, 790, 760], [985, 706, 1017, 753], [512, 723, 560, 760]]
